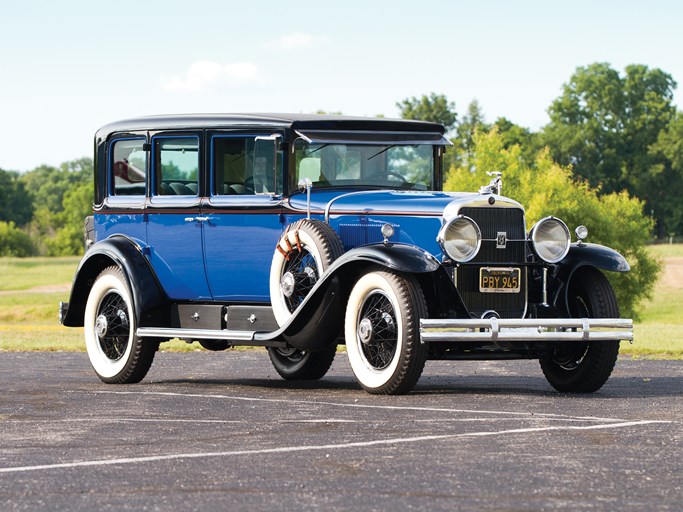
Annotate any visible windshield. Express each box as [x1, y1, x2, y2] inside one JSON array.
[[293, 141, 435, 190]]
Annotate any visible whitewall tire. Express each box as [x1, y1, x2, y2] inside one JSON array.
[[84, 266, 157, 383], [344, 269, 427, 395], [269, 219, 343, 326]]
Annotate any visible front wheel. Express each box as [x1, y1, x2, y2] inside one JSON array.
[[267, 345, 337, 380], [344, 269, 427, 395], [84, 266, 157, 384], [540, 268, 620, 393]]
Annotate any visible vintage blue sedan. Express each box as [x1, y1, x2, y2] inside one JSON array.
[[60, 114, 632, 394]]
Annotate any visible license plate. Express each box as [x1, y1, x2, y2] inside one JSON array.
[[479, 267, 521, 293]]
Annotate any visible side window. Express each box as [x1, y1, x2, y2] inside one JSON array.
[[155, 137, 199, 196], [213, 136, 282, 195], [111, 139, 147, 196]]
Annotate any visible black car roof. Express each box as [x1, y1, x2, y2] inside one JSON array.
[[95, 113, 446, 140]]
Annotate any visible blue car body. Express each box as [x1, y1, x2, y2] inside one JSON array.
[[60, 114, 634, 393]]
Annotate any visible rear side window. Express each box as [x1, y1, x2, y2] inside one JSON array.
[[213, 136, 283, 195], [156, 137, 199, 196], [111, 139, 147, 196]]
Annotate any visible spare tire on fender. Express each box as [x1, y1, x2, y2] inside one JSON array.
[[269, 219, 344, 326], [268, 219, 344, 380]]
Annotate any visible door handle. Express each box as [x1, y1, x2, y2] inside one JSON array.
[[184, 216, 212, 223]]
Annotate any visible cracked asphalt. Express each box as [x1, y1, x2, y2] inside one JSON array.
[[0, 351, 681, 511]]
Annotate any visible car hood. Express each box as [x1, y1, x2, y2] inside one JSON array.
[[287, 189, 483, 218]]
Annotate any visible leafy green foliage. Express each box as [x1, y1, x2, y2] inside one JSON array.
[[648, 112, 683, 235], [0, 221, 36, 256], [0, 169, 34, 226], [0, 159, 92, 257], [396, 93, 457, 131], [445, 130, 660, 320], [542, 63, 677, 237]]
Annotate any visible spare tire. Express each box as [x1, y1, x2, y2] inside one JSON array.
[[269, 219, 344, 326]]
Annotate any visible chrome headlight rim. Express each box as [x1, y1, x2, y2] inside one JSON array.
[[437, 215, 482, 263], [530, 216, 571, 263]]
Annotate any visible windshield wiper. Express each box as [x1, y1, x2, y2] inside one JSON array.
[[367, 145, 397, 161], [304, 144, 331, 156]]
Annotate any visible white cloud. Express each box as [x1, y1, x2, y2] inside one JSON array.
[[265, 32, 329, 50], [164, 61, 264, 92]]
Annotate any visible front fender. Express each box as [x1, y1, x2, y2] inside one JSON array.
[[561, 243, 630, 274], [547, 242, 630, 312], [61, 235, 168, 327], [264, 243, 466, 350]]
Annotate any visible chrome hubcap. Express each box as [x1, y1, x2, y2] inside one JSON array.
[[281, 272, 296, 298], [95, 314, 108, 337], [358, 318, 373, 345]]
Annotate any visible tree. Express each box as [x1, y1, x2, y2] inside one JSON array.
[[45, 182, 92, 256], [648, 112, 683, 236], [396, 93, 457, 132], [445, 129, 660, 320], [20, 158, 92, 215], [0, 221, 36, 257], [455, 99, 490, 163], [0, 168, 34, 226], [492, 117, 541, 163], [542, 62, 677, 236]]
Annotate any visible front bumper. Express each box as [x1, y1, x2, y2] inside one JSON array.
[[420, 318, 633, 344]]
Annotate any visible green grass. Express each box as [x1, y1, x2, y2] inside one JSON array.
[[1, 247, 682, 357], [624, 243, 683, 358], [0, 256, 79, 291]]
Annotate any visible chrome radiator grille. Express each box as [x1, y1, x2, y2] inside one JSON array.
[[457, 207, 527, 318]]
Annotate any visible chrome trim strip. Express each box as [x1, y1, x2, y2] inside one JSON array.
[[419, 318, 633, 344], [137, 327, 255, 341], [324, 190, 390, 223]]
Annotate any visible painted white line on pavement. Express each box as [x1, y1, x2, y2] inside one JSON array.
[[0, 420, 669, 475], [91, 390, 630, 423]]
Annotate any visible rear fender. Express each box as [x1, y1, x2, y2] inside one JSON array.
[[61, 235, 168, 327]]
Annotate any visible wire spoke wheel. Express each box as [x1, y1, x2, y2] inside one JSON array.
[[84, 266, 158, 384], [345, 269, 427, 395], [95, 291, 131, 361], [281, 246, 319, 313], [270, 219, 344, 327], [540, 268, 621, 393], [357, 291, 398, 370]]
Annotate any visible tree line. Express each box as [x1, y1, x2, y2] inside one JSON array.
[[399, 63, 683, 240], [0, 158, 92, 257], [1, 61, 680, 259]]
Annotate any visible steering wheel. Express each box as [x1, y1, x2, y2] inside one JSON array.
[[365, 171, 408, 183]]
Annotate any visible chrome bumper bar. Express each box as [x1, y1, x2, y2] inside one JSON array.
[[420, 318, 633, 344]]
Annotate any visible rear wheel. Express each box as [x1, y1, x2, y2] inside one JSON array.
[[344, 269, 427, 395], [540, 268, 620, 393], [84, 266, 157, 384], [267, 345, 337, 380]]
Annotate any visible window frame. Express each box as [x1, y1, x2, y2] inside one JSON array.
[[209, 132, 284, 199], [106, 135, 149, 208], [150, 133, 201, 196]]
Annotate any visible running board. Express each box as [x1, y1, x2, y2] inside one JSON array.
[[136, 327, 287, 347]]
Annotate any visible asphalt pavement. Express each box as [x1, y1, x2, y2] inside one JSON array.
[[0, 350, 681, 511]]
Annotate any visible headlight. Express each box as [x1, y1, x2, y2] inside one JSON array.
[[437, 215, 481, 262], [530, 217, 570, 263]]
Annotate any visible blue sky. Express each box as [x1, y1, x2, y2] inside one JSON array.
[[1, 0, 681, 172]]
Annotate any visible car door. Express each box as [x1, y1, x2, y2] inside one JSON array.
[[146, 132, 212, 300], [202, 133, 284, 302]]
